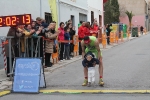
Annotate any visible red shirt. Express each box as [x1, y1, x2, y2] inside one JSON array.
[[91, 25, 98, 32], [90, 25, 99, 35], [84, 27, 90, 36], [58, 27, 64, 40], [78, 26, 86, 38]]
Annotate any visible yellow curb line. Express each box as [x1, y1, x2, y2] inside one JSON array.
[[0, 91, 11, 97], [0, 90, 150, 96], [40, 90, 148, 94]]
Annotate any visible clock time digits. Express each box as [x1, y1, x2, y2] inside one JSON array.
[[0, 18, 2, 26], [6, 16, 17, 26], [23, 15, 31, 24]]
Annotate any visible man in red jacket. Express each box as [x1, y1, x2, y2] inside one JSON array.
[[78, 21, 86, 55]]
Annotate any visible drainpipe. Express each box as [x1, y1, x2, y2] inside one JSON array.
[[40, 0, 42, 17]]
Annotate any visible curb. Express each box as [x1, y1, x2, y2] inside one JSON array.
[[0, 90, 10, 97], [1, 89, 150, 96], [40, 89, 150, 94]]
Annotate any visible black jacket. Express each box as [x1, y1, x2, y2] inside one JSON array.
[[82, 51, 99, 67], [69, 28, 75, 40], [82, 58, 99, 67]]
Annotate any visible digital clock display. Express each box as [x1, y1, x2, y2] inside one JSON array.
[[0, 14, 31, 27]]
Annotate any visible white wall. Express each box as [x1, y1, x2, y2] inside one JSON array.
[[87, 0, 103, 26], [59, 0, 88, 10], [58, 0, 88, 32], [0, 0, 51, 36]]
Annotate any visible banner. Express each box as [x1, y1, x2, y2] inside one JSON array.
[[48, 0, 58, 29]]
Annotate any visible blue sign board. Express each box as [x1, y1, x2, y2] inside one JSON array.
[[13, 58, 41, 93]]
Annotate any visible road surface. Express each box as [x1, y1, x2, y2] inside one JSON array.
[[1, 34, 150, 99]]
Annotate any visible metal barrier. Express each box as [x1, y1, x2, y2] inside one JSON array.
[[0, 35, 83, 80], [0, 36, 44, 81]]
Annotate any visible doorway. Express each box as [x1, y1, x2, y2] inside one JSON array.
[[71, 15, 75, 26]]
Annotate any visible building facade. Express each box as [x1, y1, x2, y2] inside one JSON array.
[[87, 0, 103, 27], [118, 0, 150, 30], [57, 0, 88, 29], [0, 0, 104, 36], [0, 0, 52, 36]]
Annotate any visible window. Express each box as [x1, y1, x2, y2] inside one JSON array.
[[99, 15, 102, 26], [79, 13, 87, 22], [91, 11, 94, 23], [45, 13, 52, 24]]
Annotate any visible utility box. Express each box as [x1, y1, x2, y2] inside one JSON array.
[[123, 24, 127, 38], [132, 27, 138, 37]]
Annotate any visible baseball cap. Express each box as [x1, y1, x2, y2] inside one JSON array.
[[83, 36, 90, 44]]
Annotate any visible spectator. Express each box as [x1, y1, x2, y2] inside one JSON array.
[[68, 19, 72, 24], [31, 21, 36, 29], [18, 25, 34, 57], [78, 21, 83, 28], [51, 21, 56, 33], [64, 26, 71, 60], [25, 24, 38, 57], [90, 19, 99, 37], [45, 23, 59, 67], [32, 17, 45, 64], [78, 21, 86, 55], [58, 22, 65, 61], [106, 24, 111, 45], [140, 26, 144, 35], [5, 26, 24, 76], [66, 23, 75, 57], [84, 22, 91, 36], [41, 19, 49, 28], [35, 17, 43, 30]]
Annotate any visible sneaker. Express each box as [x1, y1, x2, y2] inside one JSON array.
[[99, 78, 104, 86], [60, 60, 63, 62], [87, 82, 91, 87], [82, 79, 88, 86]]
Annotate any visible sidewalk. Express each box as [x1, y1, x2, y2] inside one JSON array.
[[0, 33, 148, 91]]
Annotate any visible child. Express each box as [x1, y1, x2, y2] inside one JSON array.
[[82, 51, 99, 87], [64, 26, 71, 60]]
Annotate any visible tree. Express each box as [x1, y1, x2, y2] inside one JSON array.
[[111, 0, 120, 22], [104, 0, 120, 24], [125, 11, 134, 31], [119, 4, 126, 17]]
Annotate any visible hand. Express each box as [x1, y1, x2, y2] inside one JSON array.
[[38, 26, 43, 31], [18, 29, 23, 33], [72, 26, 75, 30], [36, 31, 40, 35], [56, 30, 60, 35], [30, 29, 35, 34]]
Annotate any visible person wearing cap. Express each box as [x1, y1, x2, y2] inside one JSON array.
[[35, 17, 43, 30], [82, 51, 99, 87], [81, 36, 104, 86]]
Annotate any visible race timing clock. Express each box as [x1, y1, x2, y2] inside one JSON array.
[[0, 14, 31, 27]]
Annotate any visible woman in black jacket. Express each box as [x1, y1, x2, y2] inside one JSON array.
[[66, 23, 75, 57]]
